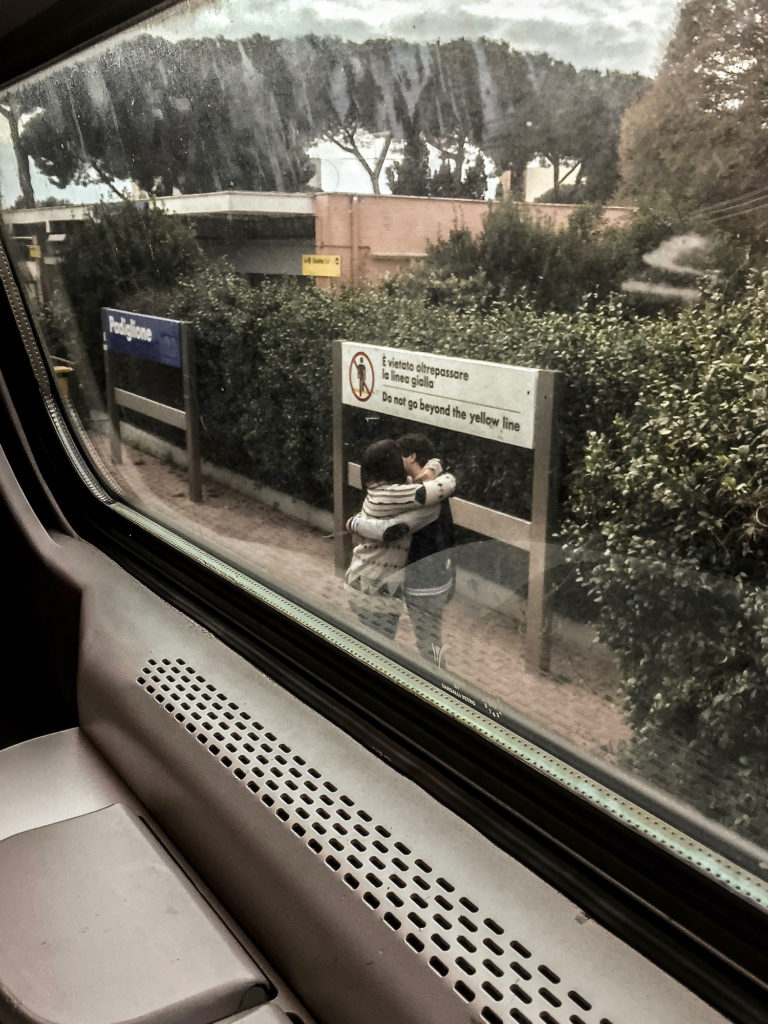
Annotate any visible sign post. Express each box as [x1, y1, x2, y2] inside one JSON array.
[[102, 308, 202, 503], [181, 323, 202, 504], [526, 369, 562, 673], [333, 340, 561, 673]]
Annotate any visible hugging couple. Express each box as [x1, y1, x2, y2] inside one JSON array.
[[345, 433, 455, 668]]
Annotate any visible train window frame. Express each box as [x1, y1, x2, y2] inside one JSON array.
[[0, 2, 767, 1021]]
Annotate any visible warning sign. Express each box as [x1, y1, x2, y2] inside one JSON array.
[[340, 341, 539, 448], [302, 254, 341, 277]]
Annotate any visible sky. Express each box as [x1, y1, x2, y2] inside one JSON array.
[[151, 0, 680, 76], [0, 0, 681, 207]]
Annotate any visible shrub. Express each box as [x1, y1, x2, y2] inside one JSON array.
[[122, 265, 685, 522], [55, 201, 204, 393], [565, 283, 768, 839], [135, 270, 347, 503], [389, 200, 683, 314]]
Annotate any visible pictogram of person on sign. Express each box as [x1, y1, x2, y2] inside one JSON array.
[[349, 351, 374, 401], [356, 356, 370, 398]]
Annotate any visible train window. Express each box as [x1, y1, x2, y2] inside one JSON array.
[[1, 0, 768, 943]]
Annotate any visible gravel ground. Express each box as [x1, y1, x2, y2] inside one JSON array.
[[96, 436, 629, 760]]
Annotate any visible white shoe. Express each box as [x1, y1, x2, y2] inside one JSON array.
[[430, 643, 448, 669]]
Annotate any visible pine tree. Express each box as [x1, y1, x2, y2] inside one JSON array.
[[386, 128, 430, 195], [460, 153, 488, 199], [427, 160, 458, 197]]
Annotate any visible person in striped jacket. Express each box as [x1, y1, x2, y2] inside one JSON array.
[[345, 438, 455, 645]]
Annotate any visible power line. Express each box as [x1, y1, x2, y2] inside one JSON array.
[[704, 196, 768, 224], [696, 182, 768, 215]]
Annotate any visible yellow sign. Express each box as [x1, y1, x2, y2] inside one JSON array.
[[28, 244, 42, 259], [302, 254, 341, 277]]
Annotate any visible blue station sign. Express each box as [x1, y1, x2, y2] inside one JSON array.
[[103, 308, 183, 368]]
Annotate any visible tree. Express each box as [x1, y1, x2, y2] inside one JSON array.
[[525, 58, 580, 199], [0, 92, 35, 206], [619, 0, 768, 237], [387, 136, 489, 199], [322, 126, 392, 194], [296, 36, 394, 194], [486, 54, 648, 203], [479, 46, 539, 198], [20, 34, 316, 198], [427, 160, 458, 197], [13, 30, 644, 208], [417, 39, 485, 187], [386, 125, 430, 195], [570, 69, 649, 202], [459, 152, 488, 199], [58, 201, 204, 367]]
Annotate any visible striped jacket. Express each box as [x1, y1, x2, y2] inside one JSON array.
[[345, 473, 456, 606]]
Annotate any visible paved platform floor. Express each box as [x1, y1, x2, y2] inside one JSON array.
[[96, 437, 629, 761]]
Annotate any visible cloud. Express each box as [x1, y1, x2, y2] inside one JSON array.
[[492, 16, 672, 74], [150, 0, 677, 75]]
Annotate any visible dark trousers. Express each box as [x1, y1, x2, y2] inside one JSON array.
[[405, 591, 447, 661]]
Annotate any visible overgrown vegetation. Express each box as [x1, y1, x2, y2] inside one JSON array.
[[57, 202, 204, 388], [566, 283, 768, 842], [53, 204, 659, 510], [384, 198, 712, 313]]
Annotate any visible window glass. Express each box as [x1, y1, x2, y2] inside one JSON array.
[[2, 0, 768, 902]]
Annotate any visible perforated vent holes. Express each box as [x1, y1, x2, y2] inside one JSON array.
[[138, 659, 617, 1024]]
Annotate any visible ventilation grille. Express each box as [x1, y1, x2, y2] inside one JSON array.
[[138, 658, 616, 1024]]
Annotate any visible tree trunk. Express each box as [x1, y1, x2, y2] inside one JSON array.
[[505, 160, 527, 200], [325, 128, 393, 195], [368, 132, 392, 195], [0, 100, 35, 207]]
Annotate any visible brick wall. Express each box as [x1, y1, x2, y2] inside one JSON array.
[[312, 192, 635, 288], [313, 193, 491, 288]]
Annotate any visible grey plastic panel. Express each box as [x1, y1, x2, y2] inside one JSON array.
[[0, 728, 145, 842], [226, 1009, 295, 1023], [54, 532, 730, 1024], [0, 802, 268, 1024]]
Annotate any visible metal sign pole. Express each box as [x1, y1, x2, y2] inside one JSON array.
[[525, 369, 562, 674], [101, 309, 122, 465], [181, 323, 202, 503], [332, 340, 352, 575]]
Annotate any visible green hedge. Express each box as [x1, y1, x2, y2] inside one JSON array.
[[128, 267, 677, 521], [383, 199, 694, 314], [52, 202, 698, 517], [566, 283, 768, 839]]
